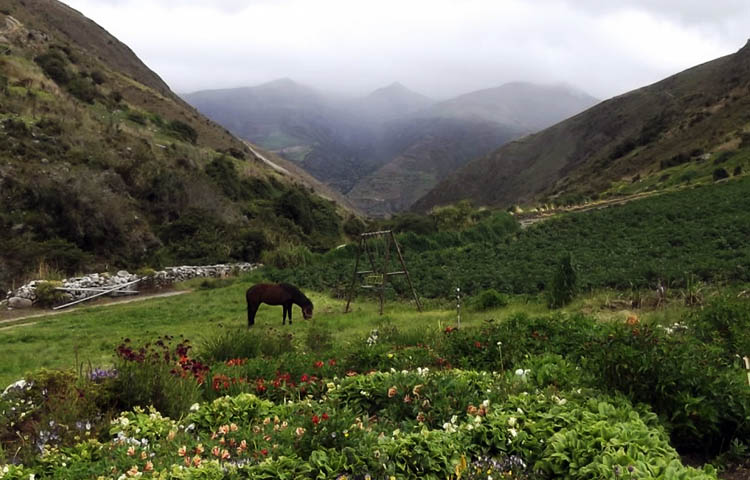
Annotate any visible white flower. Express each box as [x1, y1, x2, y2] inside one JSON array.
[[509, 428, 518, 438], [508, 417, 517, 427], [190, 403, 200, 412], [450, 415, 458, 424], [482, 399, 490, 408]]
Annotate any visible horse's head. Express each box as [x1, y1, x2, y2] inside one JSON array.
[[302, 302, 314, 320]]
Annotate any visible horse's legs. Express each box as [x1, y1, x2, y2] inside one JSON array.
[[247, 302, 259, 328], [283, 302, 292, 325]]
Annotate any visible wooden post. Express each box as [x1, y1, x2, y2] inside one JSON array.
[[379, 234, 391, 315], [392, 232, 422, 312], [744, 356, 750, 386], [344, 238, 363, 313]]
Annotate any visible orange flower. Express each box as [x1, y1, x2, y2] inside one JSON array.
[[192, 455, 202, 467], [218, 425, 229, 435], [126, 465, 139, 476], [178, 445, 187, 457], [167, 430, 176, 441], [195, 444, 204, 455], [212, 446, 221, 457], [230, 423, 238, 432], [239, 439, 248, 451], [144, 461, 153, 472], [295, 427, 306, 437], [126, 446, 135, 456], [140, 451, 147, 460], [388, 386, 397, 398], [183, 455, 191, 466], [221, 449, 231, 460]]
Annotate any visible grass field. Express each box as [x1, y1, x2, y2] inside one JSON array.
[[0, 270, 718, 389], [0, 274, 550, 388]]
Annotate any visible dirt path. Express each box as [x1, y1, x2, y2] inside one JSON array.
[[517, 190, 661, 229], [244, 142, 291, 175], [0, 290, 190, 328]]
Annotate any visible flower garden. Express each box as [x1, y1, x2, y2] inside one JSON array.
[[3, 292, 750, 479]]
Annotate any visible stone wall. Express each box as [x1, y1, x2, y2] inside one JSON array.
[[3, 263, 261, 308]]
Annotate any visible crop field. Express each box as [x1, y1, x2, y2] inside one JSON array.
[[1, 270, 749, 479]]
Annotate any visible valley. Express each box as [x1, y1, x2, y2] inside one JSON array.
[[1, 1, 750, 478], [183, 80, 598, 216]]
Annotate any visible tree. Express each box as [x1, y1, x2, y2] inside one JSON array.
[[549, 252, 577, 308]]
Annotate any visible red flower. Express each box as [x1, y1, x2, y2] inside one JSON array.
[[474, 341, 482, 349], [312, 414, 320, 425], [322, 412, 329, 421], [260, 448, 268, 456], [314, 361, 324, 368], [301, 373, 310, 383], [328, 359, 336, 366], [444, 326, 456, 334]]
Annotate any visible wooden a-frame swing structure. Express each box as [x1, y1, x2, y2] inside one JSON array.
[[344, 230, 422, 315]]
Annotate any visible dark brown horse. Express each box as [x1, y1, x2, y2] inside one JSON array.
[[245, 283, 313, 327]]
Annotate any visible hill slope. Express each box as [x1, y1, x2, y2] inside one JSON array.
[[0, 1, 348, 290], [414, 41, 750, 211]]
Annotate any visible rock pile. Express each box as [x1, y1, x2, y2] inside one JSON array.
[[4, 263, 261, 309]]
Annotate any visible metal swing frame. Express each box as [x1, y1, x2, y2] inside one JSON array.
[[344, 230, 422, 315]]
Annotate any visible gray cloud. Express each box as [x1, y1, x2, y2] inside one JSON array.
[[61, 0, 750, 100]]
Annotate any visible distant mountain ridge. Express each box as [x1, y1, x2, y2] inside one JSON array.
[[184, 79, 599, 215], [413, 41, 750, 212]]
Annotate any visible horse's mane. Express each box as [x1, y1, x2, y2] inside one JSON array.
[[280, 283, 312, 307]]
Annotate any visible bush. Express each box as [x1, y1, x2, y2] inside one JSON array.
[[66, 75, 97, 104], [713, 167, 730, 181], [33, 281, 66, 307], [548, 253, 577, 308], [166, 119, 198, 144], [261, 244, 314, 269], [34, 50, 70, 85], [469, 288, 509, 311]]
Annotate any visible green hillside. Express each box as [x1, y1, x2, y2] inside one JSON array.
[[0, 4, 346, 290], [273, 176, 750, 299]]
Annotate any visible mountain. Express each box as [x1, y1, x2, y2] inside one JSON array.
[[414, 41, 750, 211], [0, 0, 349, 289], [349, 81, 435, 122], [185, 80, 598, 215], [421, 82, 599, 131]]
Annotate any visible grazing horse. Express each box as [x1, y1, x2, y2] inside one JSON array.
[[245, 283, 313, 327]]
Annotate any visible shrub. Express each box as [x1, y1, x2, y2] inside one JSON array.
[[166, 119, 198, 144], [34, 50, 70, 85], [66, 75, 97, 104], [548, 253, 577, 308], [261, 244, 314, 269], [713, 167, 730, 181], [33, 281, 66, 307], [469, 288, 509, 311], [126, 111, 147, 125]]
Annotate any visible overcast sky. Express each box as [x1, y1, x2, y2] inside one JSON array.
[[61, 0, 750, 100]]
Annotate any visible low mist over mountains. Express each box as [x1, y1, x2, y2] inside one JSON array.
[[183, 80, 599, 215], [414, 40, 750, 212]]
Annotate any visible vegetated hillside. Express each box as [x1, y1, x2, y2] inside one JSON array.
[[273, 176, 750, 298], [0, 2, 347, 290], [184, 80, 597, 216], [414, 41, 750, 211]]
